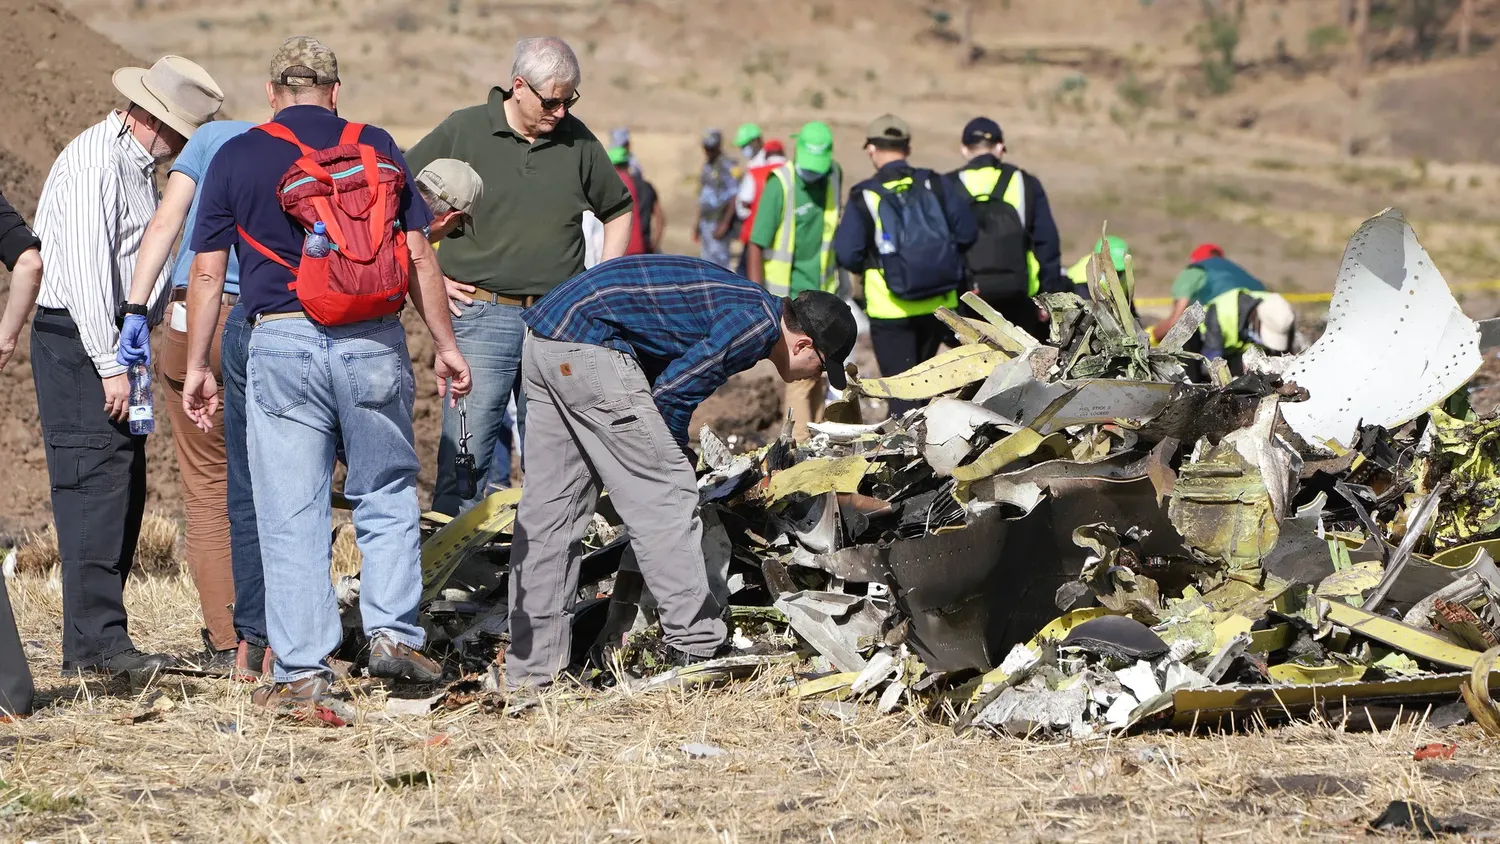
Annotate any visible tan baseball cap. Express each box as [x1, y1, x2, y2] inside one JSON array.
[[269, 36, 339, 86], [865, 114, 911, 143], [416, 159, 484, 235]]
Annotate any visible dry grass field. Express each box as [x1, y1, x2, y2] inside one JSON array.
[[0, 568, 1496, 842]]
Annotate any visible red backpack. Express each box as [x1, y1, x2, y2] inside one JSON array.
[[236, 121, 410, 325]]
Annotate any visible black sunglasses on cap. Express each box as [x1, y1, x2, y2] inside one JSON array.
[[520, 79, 580, 112]]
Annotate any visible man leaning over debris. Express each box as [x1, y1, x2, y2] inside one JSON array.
[[183, 36, 472, 712], [507, 254, 857, 687], [1191, 287, 1297, 375], [1149, 243, 1266, 343]]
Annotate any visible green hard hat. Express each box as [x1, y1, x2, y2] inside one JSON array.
[[607, 146, 630, 166], [1095, 236, 1130, 272]]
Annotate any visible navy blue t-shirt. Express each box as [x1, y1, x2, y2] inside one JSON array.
[[192, 105, 433, 319]]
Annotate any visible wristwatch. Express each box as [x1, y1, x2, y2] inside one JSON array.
[[116, 302, 148, 328]]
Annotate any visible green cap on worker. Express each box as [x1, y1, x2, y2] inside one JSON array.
[[794, 121, 835, 175], [607, 146, 630, 166], [1095, 236, 1130, 273], [733, 122, 763, 148]]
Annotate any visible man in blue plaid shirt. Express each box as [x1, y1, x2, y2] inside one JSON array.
[[511, 254, 857, 686]]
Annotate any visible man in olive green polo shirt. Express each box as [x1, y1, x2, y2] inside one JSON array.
[[406, 36, 633, 515]]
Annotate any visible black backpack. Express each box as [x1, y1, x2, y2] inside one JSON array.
[[867, 169, 968, 301], [963, 166, 1032, 303]]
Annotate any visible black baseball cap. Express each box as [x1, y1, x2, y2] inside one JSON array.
[[962, 117, 1004, 146], [785, 291, 857, 390]]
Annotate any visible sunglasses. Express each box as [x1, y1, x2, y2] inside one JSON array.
[[520, 79, 580, 112]]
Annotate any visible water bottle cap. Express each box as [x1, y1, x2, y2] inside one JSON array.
[[313, 221, 326, 235]]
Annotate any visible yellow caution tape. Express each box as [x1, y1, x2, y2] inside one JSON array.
[[1133, 278, 1500, 309]]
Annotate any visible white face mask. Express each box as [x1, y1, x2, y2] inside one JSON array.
[[741, 145, 757, 160]]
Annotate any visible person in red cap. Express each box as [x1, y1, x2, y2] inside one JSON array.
[[1149, 242, 1266, 342]]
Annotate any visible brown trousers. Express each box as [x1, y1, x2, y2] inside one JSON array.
[[784, 376, 827, 441], [158, 301, 235, 650]]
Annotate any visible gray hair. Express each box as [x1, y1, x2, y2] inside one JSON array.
[[416, 185, 455, 217], [510, 37, 581, 92]]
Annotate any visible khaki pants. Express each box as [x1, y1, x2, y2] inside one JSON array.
[[784, 376, 827, 441], [158, 300, 236, 651], [507, 334, 727, 687]]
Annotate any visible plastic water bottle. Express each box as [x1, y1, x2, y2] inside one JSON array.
[[877, 228, 897, 256], [127, 362, 154, 435], [303, 221, 330, 258]]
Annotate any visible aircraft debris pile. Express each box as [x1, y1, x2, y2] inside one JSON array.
[[383, 209, 1500, 737]]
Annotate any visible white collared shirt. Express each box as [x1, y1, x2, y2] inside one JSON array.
[[34, 111, 170, 377]]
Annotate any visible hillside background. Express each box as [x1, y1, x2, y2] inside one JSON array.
[[0, 0, 1497, 532]]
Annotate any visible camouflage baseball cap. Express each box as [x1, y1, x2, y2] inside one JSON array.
[[269, 36, 339, 86]]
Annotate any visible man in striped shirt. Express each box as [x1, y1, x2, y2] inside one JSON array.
[[30, 55, 225, 677], [508, 254, 857, 688]]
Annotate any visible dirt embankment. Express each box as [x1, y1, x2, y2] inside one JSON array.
[[0, 2, 153, 536]]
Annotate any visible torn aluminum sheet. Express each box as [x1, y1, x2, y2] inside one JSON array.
[[774, 590, 887, 673], [775, 492, 841, 555], [1115, 660, 1163, 701], [923, 399, 1020, 478], [850, 344, 1011, 401], [972, 676, 1089, 737], [766, 456, 870, 503], [806, 420, 888, 442], [978, 377, 1176, 435], [793, 544, 884, 583], [1261, 493, 1332, 584], [1280, 209, 1482, 449]]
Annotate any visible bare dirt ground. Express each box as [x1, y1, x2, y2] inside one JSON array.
[[4, 569, 1499, 842]]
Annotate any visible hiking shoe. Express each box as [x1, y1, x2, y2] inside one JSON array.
[[250, 674, 353, 724], [232, 640, 274, 683], [185, 629, 237, 675], [63, 648, 174, 678], [367, 636, 444, 683], [648, 639, 733, 670]]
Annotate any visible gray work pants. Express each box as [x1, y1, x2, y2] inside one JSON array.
[[506, 333, 727, 687]]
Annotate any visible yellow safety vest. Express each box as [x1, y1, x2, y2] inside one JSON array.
[[861, 174, 958, 320], [957, 165, 1040, 297], [763, 163, 841, 297], [1201, 288, 1272, 356]]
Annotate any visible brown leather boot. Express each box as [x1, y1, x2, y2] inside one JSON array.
[[250, 674, 353, 724], [368, 636, 444, 683]]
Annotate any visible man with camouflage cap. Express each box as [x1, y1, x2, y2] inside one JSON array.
[[185, 36, 472, 714]]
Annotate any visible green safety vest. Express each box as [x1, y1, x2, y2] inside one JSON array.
[[958, 165, 1040, 297], [861, 174, 959, 320], [1201, 288, 1273, 356], [763, 163, 841, 297]]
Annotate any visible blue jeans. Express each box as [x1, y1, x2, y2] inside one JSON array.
[[221, 304, 267, 647], [433, 301, 528, 515], [245, 315, 425, 683], [488, 402, 517, 488]]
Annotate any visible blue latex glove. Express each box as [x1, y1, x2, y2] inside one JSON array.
[[116, 313, 151, 368]]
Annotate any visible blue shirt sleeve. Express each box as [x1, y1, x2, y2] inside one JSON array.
[[170, 130, 212, 183], [1027, 174, 1066, 293], [833, 185, 870, 273], [362, 125, 433, 234], [191, 147, 237, 254]]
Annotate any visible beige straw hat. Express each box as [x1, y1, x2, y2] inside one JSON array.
[[111, 55, 224, 138]]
